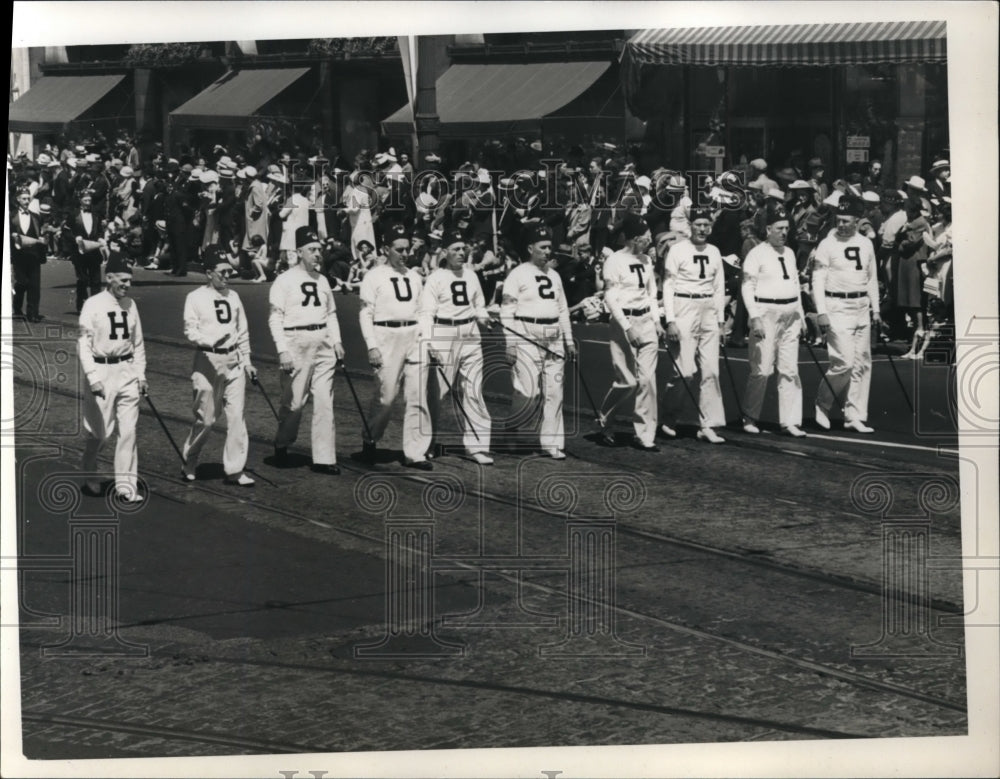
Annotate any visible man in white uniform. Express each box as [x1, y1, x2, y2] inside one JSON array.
[[812, 198, 881, 433], [418, 229, 494, 464], [500, 225, 576, 459], [596, 214, 663, 451], [359, 223, 432, 470], [661, 207, 727, 443], [180, 246, 258, 486], [78, 254, 148, 502], [740, 206, 807, 437], [268, 226, 346, 473]]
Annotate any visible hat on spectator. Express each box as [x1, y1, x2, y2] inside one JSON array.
[[665, 174, 687, 192], [120, 166, 134, 178], [268, 171, 287, 184], [635, 175, 652, 190], [295, 226, 321, 249], [775, 167, 796, 183], [242, 165, 257, 178], [766, 187, 785, 201], [424, 152, 442, 164], [788, 179, 812, 190], [39, 200, 52, 215], [85, 153, 101, 163], [476, 168, 492, 184], [530, 140, 543, 152], [219, 167, 235, 179], [930, 159, 950, 172], [822, 191, 843, 206], [200, 170, 219, 185], [862, 190, 881, 203], [836, 198, 864, 218], [104, 253, 132, 277], [190, 169, 202, 181], [904, 175, 927, 191], [181, 163, 194, 173], [689, 206, 713, 223], [765, 204, 789, 225], [808, 157, 824, 169], [749, 158, 768, 171], [415, 192, 438, 214], [36, 153, 52, 165], [111, 158, 124, 168], [427, 229, 443, 243], [442, 228, 465, 248], [66, 158, 78, 169], [202, 244, 232, 273]]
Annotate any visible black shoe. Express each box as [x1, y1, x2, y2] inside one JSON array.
[[405, 459, 433, 471], [27, 314, 44, 323], [13, 311, 25, 320], [274, 446, 288, 466], [361, 439, 377, 464], [595, 430, 616, 447], [311, 463, 341, 475]]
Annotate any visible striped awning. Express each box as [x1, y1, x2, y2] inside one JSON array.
[[170, 67, 310, 129], [8, 75, 126, 133], [624, 21, 947, 67]]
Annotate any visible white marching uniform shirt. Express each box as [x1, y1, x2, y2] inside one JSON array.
[[500, 262, 573, 452], [418, 267, 492, 455], [359, 265, 428, 463], [599, 248, 661, 446], [661, 239, 726, 428], [181, 285, 252, 476], [812, 230, 879, 424], [268, 265, 344, 465], [78, 290, 147, 497], [741, 241, 805, 427]]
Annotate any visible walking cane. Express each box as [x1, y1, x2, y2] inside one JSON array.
[[661, 339, 710, 428], [803, 338, 843, 409], [143, 391, 186, 468], [879, 336, 915, 414], [337, 361, 375, 444], [429, 354, 481, 442], [719, 340, 747, 422], [252, 374, 279, 420], [490, 317, 564, 360]]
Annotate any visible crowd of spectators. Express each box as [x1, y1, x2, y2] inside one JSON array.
[[8, 133, 952, 358]]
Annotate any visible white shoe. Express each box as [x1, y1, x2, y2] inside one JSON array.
[[543, 448, 567, 460], [470, 452, 494, 465], [742, 419, 761, 434], [900, 351, 916, 360], [224, 472, 256, 487], [659, 423, 677, 438], [115, 490, 144, 504], [782, 424, 807, 438], [697, 427, 725, 444], [814, 405, 831, 430], [844, 420, 875, 434], [180, 463, 196, 482]]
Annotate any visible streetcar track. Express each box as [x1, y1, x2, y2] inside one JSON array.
[[20, 711, 327, 754], [13, 363, 968, 720], [19, 432, 968, 719]]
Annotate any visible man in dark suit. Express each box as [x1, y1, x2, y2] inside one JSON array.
[[69, 189, 106, 312], [10, 187, 48, 321]]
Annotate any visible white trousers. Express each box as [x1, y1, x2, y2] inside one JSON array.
[[423, 323, 492, 455], [368, 324, 428, 463], [182, 350, 249, 476], [662, 297, 725, 428], [509, 321, 566, 451], [817, 297, 872, 424], [275, 331, 338, 465], [600, 313, 659, 446], [82, 360, 141, 497], [743, 302, 803, 427]]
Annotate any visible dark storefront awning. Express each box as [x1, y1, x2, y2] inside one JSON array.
[[170, 67, 310, 129], [623, 21, 947, 67], [381, 61, 612, 137], [8, 74, 126, 133]]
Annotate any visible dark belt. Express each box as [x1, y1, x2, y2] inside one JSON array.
[[374, 320, 417, 328], [674, 292, 713, 299], [284, 324, 326, 331], [435, 316, 474, 326], [621, 307, 650, 317], [755, 297, 798, 305], [93, 353, 133, 364], [199, 344, 238, 354], [826, 291, 867, 299], [515, 315, 558, 325]]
